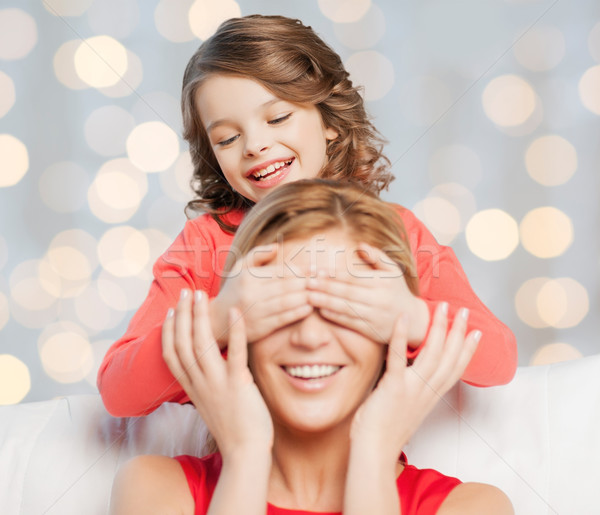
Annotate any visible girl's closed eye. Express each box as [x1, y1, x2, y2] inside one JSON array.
[[268, 113, 292, 125], [217, 134, 239, 147]]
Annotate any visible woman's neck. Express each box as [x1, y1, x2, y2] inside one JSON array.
[[267, 421, 352, 512]]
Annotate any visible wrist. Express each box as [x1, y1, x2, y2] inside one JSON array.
[[408, 297, 430, 345], [349, 436, 401, 474]]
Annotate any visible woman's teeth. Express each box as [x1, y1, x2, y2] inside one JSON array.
[[284, 365, 341, 379], [252, 159, 292, 180]]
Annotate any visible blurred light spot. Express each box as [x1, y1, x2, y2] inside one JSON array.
[[48, 229, 99, 273], [189, 0, 241, 40], [588, 21, 600, 63], [578, 65, 600, 115], [85, 105, 135, 156], [513, 25, 565, 71], [431, 183, 477, 228], [525, 135, 577, 186], [0, 71, 15, 118], [127, 121, 180, 172], [515, 277, 550, 328], [47, 246, 91, 282], [0, 355, 30, 405], [98, 226, 150, 277], [398, 75, 452, 125], [155, 0, 195, 43], [0, 8, 37, 60], [0, 134, 29, 187], [138, 229, 172, 280], [319, 0, 371, 23], [413, 197, 461, 245], [53, 40, 89, 90], [132, 91, 181, 130], [333, 4, 384, 49], [97, 271, 151, 311], [88, 158, 148, 223], [160, 151, 194, 202], [74, 36, 128, 89], [466, 209, 519, 261], [10, 260, 58, 310], [530, 343, 583, 366], [74, 284, 122, 332], [482, 74, 536, 127], [537, 278, 588, 328], [43, 0, 94, 17], [345, 51, 394, 101], [39, 161, 90, 213], [429, 145, 482, 188], [87, 0, 139, 39], [520, 206, 573, 258], [98, 50, 143, 98], [96, 274, 130, 312], [39, 324, 93, 383], [0, 292, 9, 331]]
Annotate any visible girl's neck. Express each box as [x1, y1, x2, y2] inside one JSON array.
[[267, 422, 351, 512]]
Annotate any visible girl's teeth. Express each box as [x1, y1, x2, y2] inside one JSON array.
[[252, 160, 291, 179]]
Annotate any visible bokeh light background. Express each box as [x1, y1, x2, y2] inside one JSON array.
[[0, 0, 599, 405]]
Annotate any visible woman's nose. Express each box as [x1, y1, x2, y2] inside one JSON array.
[[289, 310, 332, 349]]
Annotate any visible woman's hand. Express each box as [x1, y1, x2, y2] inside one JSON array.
[[162, 289, 274, 458], [349, 302, 480, 462], [210, 244, 313, 346], [306, 243, 429, 346]]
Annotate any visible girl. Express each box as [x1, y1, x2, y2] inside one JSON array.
[[97, 15, 517, 417], [109, 180, 514, 514]]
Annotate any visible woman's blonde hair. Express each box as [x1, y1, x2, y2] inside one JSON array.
[[182, 15, 393, 231], [225, 179, 417, 294], [204, 180, 417, 454]]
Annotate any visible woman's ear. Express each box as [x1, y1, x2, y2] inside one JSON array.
[[325, 127, 339, 141]]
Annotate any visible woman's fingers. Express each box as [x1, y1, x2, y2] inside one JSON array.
[[411, 302, 448, 380], [385, 315, 409, 378], [226, 308, 253, 383]]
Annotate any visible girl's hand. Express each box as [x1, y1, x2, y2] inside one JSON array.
[[211, 244, 313, 345], [349, 302, 480, 463], [306, 243, 429, 345], [162, 290, 273, 458]]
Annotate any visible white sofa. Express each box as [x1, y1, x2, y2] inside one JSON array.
[[1, 355, 599, 514]]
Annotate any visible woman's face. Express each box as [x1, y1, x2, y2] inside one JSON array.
[[247, 230, 386, 434], [195, 74, 338, 203]]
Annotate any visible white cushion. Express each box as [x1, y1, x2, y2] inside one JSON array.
[[1, 355, 598, 514]]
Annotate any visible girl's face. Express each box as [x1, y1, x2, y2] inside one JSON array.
[[195, 75, 338, 203], [247, 230, 386, 434]]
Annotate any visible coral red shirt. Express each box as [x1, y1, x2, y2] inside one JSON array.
[[174, 453, 461, 515], [97, 206, 517, 416]]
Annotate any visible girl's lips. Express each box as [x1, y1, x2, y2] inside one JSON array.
[[248, 158, 294, 189]]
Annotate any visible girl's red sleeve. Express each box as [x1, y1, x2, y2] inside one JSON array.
[[96, 213, 237, 417], [396, 206, 517, 386]]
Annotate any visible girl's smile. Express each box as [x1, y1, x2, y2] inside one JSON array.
[[195, 75, 338, 203]]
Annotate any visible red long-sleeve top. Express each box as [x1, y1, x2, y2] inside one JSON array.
[[97, 206, 517, 417]]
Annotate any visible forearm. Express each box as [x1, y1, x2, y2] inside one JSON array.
[[207, 449, 271, 515], [344, 444, 400, 515]]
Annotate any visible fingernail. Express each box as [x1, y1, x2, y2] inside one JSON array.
[[195, 290, 204, 302], [460, 307, 470, 321], [473, 330, 482, 343], [166, 308, 174, 319], [180, 288, 189, 300], [440, 302, 448, 315]]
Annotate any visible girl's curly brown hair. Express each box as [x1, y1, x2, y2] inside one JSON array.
[[182, 14, 393, 232]]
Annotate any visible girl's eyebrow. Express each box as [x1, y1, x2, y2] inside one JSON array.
[[206, 99, 287, 133]]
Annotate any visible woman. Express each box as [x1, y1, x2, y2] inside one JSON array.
[[110, 180, 513, 514]]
